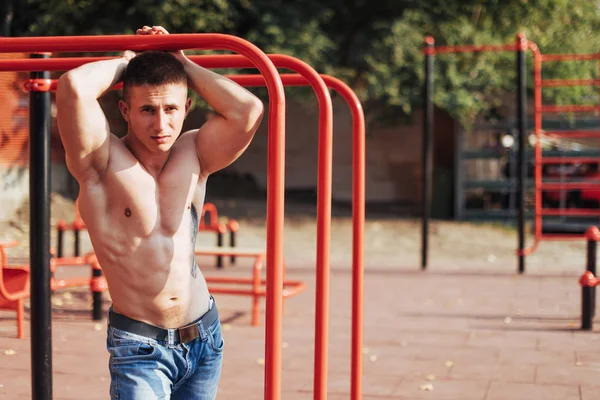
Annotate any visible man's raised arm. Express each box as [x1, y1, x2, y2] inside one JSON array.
[[56, 53, 133, 182], [182, 57, 264, 176]]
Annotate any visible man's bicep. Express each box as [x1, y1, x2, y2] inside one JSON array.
[[194, 115, 257, 176], [56, 80, 111, 180]]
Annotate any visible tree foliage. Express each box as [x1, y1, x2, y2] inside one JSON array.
[[7, 0, 600, 128]]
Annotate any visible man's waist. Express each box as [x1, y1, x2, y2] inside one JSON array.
[[108, 296, 218, 345]]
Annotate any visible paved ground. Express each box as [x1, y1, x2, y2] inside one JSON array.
[[1, 199, 600, 399], [0, 252, 599, 399]]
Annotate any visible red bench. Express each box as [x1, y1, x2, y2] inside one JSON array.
[[0, 241, 100, 338]]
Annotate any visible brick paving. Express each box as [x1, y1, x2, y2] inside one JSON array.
[[0, 257, 598, 400]]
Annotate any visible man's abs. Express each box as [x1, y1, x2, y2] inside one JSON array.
[[76, 180, 210, 328]]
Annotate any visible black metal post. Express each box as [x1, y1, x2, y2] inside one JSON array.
[[56, 226, 64, 258], [0, 0, 11, 36], [582, 234, 597, 330], [29, 53, 53, 400], [216, 231, 223, 268], [74, 227, 80, 257], [92, 267, 104, 321], [421, 37, 434, 270], [230, 230, 236, 264], [517, 34, 527, 274]]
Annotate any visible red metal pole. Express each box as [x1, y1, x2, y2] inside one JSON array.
[[323, 75, 365, 400], [0, 34, 286, 400], [529, 42, 543, 244]]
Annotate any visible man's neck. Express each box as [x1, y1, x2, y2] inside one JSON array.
[[123, 135, 170, 178]]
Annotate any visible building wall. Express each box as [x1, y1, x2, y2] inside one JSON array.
[[0, 71, 456, 218], [225, 97, 455, 206]]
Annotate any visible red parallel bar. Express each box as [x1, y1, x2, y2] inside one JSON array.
[[541, 209, 600, 216], [541, 79, 600, 87], [543, 130, 600, 138], [21, 62, 366, 400], [205, 276, 307, 290], [219, 56, 334, 400], [541, 105, 600, 113], [541, 182, 600, 190], [323, 75, 365, 400], [0, 34, 287, 400], [429, 43, 516, 54], [540, 157, 600, 164], [227, 73, 366, 400], [541, 54, 600, 62]]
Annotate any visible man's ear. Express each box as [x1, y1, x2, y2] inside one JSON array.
[[185, 97, 192, 118], [118, 99, 129, 123]]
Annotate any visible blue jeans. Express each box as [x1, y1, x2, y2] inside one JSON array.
[[106, 309, 224, 399]]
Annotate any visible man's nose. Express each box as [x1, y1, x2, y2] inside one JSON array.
[[154, 110, 167, 131]]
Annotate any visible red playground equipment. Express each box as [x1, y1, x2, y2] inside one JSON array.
[[522, 48, 600, 259], [0, 32, 366, 400]]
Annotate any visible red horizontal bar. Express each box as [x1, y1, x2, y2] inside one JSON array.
[[541, 105, 600, 113], [52, 277, 91, 290], [0, 54, 261, 72], [541, 79, 600, 87], [430, 43, 516, 54], [0, 33, 252, 54], [541, 54, 600, 62], [541, 209, 600, 216], [541, 182, 600, 190], [543, 130, 600, 138], [540, 157, 600, 164]]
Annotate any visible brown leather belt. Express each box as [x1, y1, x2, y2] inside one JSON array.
[[108, 299, 219, 345]]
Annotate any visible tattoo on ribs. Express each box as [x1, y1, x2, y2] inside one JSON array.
[[190, 203, 199, 278]]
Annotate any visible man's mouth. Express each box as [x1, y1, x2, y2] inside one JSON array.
[[151, 135, 170, 143]]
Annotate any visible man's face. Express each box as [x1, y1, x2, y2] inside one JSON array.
[[119, 83, 191, 152]]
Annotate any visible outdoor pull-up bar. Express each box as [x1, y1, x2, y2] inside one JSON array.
[[0, 33, 286, 400], [421, 34, 530, 274], [22, 68, 367, 400]]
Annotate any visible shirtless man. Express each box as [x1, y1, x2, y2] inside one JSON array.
[[56, 25, 264, 399]]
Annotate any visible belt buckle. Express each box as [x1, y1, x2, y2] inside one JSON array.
[[178, 324, 200, 344]]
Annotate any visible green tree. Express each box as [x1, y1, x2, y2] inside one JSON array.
[[7, 0, 600, 128]]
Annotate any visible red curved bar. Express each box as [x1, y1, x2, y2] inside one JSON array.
[[323, 75, 365, 400], [0, 33, 286, 400]]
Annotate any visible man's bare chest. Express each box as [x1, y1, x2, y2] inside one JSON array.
[[94, 167, 200, 237]]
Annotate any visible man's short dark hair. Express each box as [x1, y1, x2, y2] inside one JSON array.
[[122, 51, 187, 101]]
